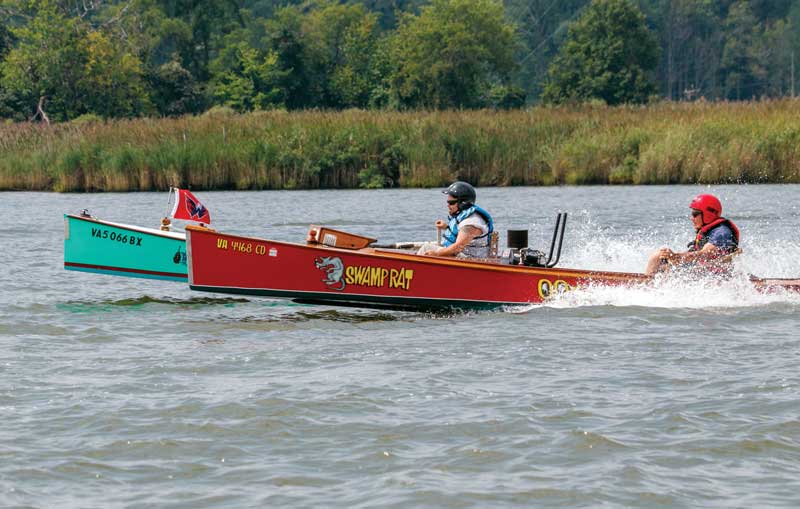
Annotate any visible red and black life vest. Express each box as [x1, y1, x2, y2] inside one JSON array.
[[682, 218, 740, 276], [688, 218, 740, 254]]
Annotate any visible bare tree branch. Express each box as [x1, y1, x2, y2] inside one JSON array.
[[32, 97, 51, 125], [102, 2, 131, 28]]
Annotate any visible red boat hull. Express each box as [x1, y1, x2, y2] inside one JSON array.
[[750, 276, 800, 294], [186, 226, 652, 310]]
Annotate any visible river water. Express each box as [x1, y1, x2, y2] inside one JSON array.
[[1, 185, 800, 508]]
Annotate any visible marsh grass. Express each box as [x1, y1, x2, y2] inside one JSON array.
[[2, 100, 800, 191]]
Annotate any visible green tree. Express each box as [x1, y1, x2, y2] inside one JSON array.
[[0, 0, 88, 120], [355, 0, 427, 30], [0, 20, 12, 58], [82, 30, 150, 117], [154, 0, 245, 82], [1, 0, 150, 120], [755, 17, 793, 97], [364, 35, 394, 108], [305, 2, 381, 108], [264, 6, 312, 109], [149, 60, 204, 115], [542, 0, 659, 105], [506, 0, 590, 103], [789, 2, 800, 96], [98, 0, 191, 71], [388, 0, 519, 109], [639, 0, 723, 100], [0, 19, 17, 118], [721, 1, 763, 100], [259, 1, 384, 109], [213, 41, 285, 111]]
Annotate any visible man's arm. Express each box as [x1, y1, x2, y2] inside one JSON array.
[[432, 226, 481, 256], [669, 242, 720, 264]]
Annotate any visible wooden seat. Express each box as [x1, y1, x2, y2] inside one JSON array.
[[306, 225, 377, 249]]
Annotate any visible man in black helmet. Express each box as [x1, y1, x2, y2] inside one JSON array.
[[422, 181, 494, 258]]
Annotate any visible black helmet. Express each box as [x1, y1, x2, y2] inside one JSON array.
[[442, 181, 476, 211]]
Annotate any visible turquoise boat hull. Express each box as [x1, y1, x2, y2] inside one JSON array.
[[64, 214, 187, 282]]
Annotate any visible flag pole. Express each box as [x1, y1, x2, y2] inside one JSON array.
[[162, 187, 175, 231], [165, 187, 174, 218]]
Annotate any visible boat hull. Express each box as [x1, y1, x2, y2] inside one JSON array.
[[64, 214, 187, 282], [186, 226, 651, 310], [750, 276, 800, 293]]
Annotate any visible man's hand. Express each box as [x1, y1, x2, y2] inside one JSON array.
[[658, 248, 676, 262], [435, 219, 447, 230], [431, 225, 481, 257]]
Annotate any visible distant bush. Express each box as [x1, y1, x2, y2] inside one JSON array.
[[70, 113, 104, 125]]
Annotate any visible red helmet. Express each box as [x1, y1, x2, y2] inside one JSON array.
[[689, 194, 722, 223]]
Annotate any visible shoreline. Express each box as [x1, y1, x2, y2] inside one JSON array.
[[3, 100, 800, 192], [2, 181, 797, 193]]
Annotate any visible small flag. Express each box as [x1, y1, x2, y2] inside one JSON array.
[[170, 188, 211, 224]]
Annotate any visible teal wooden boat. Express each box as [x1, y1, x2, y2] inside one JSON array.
[[64, 213, 187, 282]]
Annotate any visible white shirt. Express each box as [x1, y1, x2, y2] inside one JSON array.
[[459, 214, 489, 236]]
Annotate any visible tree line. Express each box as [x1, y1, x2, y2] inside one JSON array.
[[1, 0, 799, 122]]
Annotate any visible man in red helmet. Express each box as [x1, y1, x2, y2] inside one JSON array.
[[645, 194, 740, 275]]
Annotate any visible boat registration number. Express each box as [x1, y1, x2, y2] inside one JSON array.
[[91, 227, 143, 246]]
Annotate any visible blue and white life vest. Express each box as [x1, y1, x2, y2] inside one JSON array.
[[442, 205, 494, 257]]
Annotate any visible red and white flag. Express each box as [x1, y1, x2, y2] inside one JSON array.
[[170, 188, 211, 224]]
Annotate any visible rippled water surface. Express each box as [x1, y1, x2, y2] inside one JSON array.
[[2, 185, 800, 508]]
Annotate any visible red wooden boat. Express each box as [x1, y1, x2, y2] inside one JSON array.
[[185, 219, 800, 310], [187, 215, 800, 310], [749, 276, 800, 294], [186, 230, 639, 310]]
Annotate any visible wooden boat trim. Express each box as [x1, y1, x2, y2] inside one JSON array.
[[65, 261, 187, 280]]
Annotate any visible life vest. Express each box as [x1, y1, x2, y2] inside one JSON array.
[[686, 218, 740, 275], [688, 218, 740, 253], [442, 205, 494, 258]]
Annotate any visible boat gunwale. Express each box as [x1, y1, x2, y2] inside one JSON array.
[[66, 214, 186, 240]]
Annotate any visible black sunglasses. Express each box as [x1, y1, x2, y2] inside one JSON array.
[[691, 209, 702, 217], [447, 199, 459, 205]]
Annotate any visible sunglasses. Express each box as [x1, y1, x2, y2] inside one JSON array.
[[691, 209, 702, 217], [446, 199, 459, 205]]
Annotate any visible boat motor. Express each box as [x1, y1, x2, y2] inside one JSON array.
[[504, 229, 528, 265], [520, 247, 548, 267], [502, 213, 568, 268]]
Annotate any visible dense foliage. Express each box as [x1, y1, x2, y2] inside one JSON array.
[[541, 0, 659, 105], [1, 0, 800, 121]]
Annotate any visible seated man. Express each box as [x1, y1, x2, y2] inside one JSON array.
[[645, 193, 740, 275], [420, 181, 494, 258]]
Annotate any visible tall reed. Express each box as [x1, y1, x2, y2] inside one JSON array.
[[2, 100, 800, 192]]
